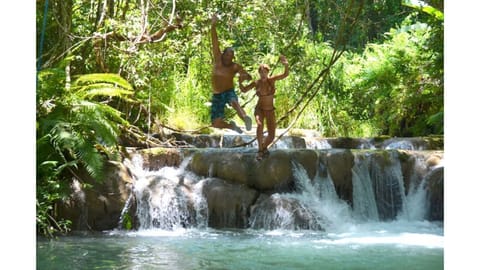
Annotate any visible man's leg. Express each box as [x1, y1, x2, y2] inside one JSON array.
[[211, 93, 241, 132], [212, 118, 243, 133], [230, 100, 252, 131]]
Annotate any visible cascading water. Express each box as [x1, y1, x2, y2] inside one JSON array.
[[291, 160, 354, 231], [385, 140, 417, 150], [125, 150, 437, 231], [38, 149, 444, 269], [369, 151, 408, 220], [351, 153, 380, 222], [397, 154, 429, 221], [126, 154, 208, 230]]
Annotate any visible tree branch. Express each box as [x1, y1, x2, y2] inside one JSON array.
[[93, 15, 183, 45]]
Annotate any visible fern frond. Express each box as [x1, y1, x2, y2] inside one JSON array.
[[73, 111, 119, 146], [73, 73, 133, 91], [49, 122, 76, 151], [73, 84, 134, 100], [74, 135, 105, 180], [37, 134, 62, 163], [74, 100, 129, 126], [55, 160, 79, 176]]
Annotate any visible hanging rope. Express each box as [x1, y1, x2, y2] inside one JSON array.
[[269, 0, 364, 148], [268, 0, 364, 148], [208, 8, 308, 148]]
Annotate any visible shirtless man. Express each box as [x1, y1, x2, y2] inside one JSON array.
[[239, 55, 289, 160], [210, 14, 252, 133]]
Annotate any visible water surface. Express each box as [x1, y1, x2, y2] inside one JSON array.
[[37, 221, 443, 270]]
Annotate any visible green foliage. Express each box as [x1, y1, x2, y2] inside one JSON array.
[[37, 1, 443, 135], [36, 0, 443, 236], [121, 213, 133, 230], [37, 68, 135, 236], [309, 0, 411, 49], [36, 172, 72, 238], [403, 0, 444, 21]]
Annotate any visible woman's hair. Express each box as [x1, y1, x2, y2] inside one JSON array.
[[258, 64, 270, 72]]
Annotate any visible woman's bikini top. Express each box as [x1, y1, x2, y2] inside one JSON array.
[[256, 79, 275, 97]]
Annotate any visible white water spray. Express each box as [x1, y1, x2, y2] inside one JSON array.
[[397, 155, 430, 221], [124, 155, 209, 230], [292, 161, 354, 231], [249, 161, 354, 231]]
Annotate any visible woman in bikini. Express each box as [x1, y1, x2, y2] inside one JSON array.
[[239, 55, 289, 160]]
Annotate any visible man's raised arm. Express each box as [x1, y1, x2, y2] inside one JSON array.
[[211, 14, 221, 62]]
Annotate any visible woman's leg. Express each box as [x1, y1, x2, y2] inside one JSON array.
[[255, 108, 266, 160], [255, 109, 264, 151], [263, 110, 276, 149]]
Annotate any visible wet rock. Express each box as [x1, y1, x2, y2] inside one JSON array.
[[426, 166, 443, 221], [398, 150, 421, 193], [290, 150, 318, 180], [327, 137, 371, 149], [201, 178, 259, 228], [399, 151, 443, 193], [135, 147, 182, 170], [249, 194, 324, 230], [57, 161, 133, 231], [320, 149, 354, 205], [189, 149, 252, 186], [136, 175, 197, 229], [189, 149, 320, 192], [426, 153, 443, 169], [253, 150, 294, 191]]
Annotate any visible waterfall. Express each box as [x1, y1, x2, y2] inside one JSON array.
[[271, 139, 289, 149], [385, 140, 416, 150], [119, 148, 439, 231], [248, 193, 318, 230], [397, 154, 429, 221], [127, 155, 208, 230], [191, 180, 209, 229], [71, 178, 89, 230], [369, 151, 408, 220], [351, 153, 379, 221], [397, 178, 427, 221], [294, 161, 354, 231], [136, 176, 193, 229], [249, 161, 353, 231]]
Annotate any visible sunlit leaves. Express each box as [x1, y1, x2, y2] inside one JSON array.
[[36, 69, 136, 236]]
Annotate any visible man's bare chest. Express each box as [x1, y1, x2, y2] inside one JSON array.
[[213, 64, 236, 77]]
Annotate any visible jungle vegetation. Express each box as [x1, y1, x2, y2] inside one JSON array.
[[36, 0, 443, 236]]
